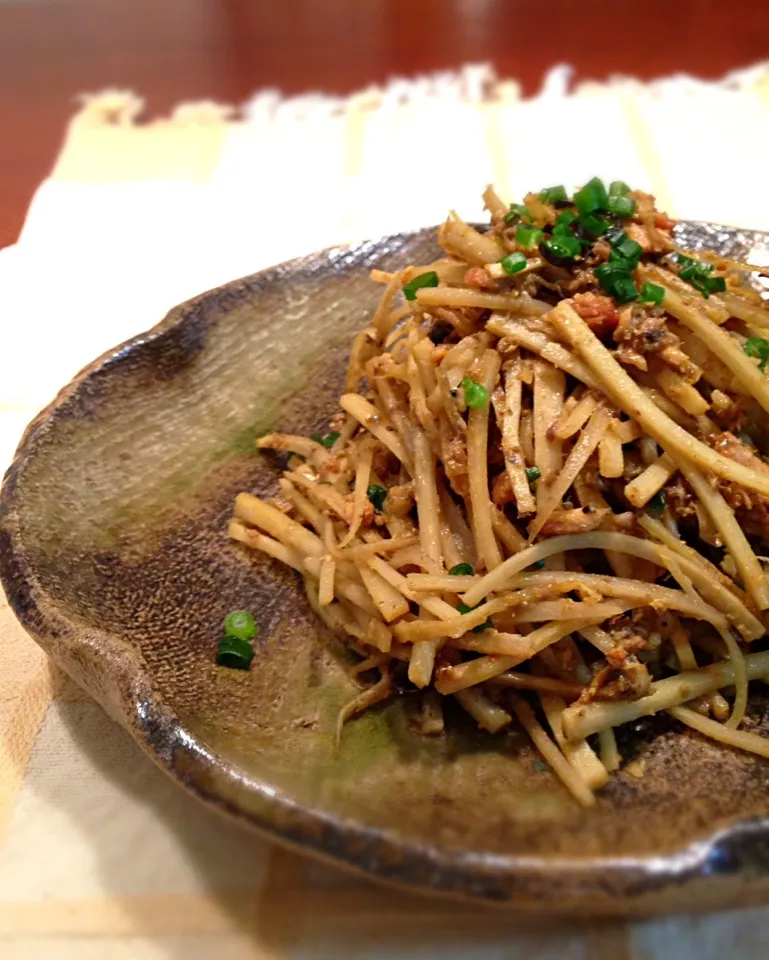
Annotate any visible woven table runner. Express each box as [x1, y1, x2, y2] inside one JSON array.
[[2, 63, 769, 958]]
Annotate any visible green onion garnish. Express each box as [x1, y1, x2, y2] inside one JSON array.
[[569, 220, 596, 249], [578, 212, 608, 237], [525, 466, 541, 484], [223, 610, 258, 641], [679, 260, 712, 282], [674, 254, 726, 298], [612, 274, 640, 303], [310, 431, 341, 449], [367, 484, 388, 512], [402, 271, 439, 301], [705, 276, 726, 294], [610, 233, 643, 265], [689, 278, 711, 298], [515, 223, 544, 250], [504, 203, 530, 225], [500, 252, 528, 275], [532, 559, 546, 570], [640, 282, 665, 306], [449, 562, 474, 576], [462, 376, 489, 409], [744, 337, 769, 372], [647, 490, 666, 517], [556, 209, 578, 228], [594, 262, 639, 304], [607, 195, 636, 217], [457, 601, 492, 632], [539, 185, 568, 205], [574, 177, 609, 216], [542, 235, 582, 261], [609, 180, 631, 197], [533, 759, 550, 774], [216, 635, 255, 670]]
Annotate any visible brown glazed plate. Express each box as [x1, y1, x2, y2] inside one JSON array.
[[4, 220, 769, 916]]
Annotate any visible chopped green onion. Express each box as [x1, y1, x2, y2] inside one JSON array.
[[533, 759, 550, 774], [515, 223, 544, 250], [612, 235, 643, 262], [310, 431, 340, 449], [556, 209, 578, 228], [609, 245, 642, 268], [609, 180, 631, 197], [552, 222, 573, 238], [542, 235, 582, 262], [647, 490, 666, 517], [690, 275, 726, 297], [595, 262, 618, 286], [609, 248, 632, 265], [675, 253, 701, 269], [640, 282, 665, 306], [578, 212, 608, 237], [594, 262, 639, 304], [609, 231, 643, 264], [462, 376, 489, 409], [223, 610, 257, 641], [402, 271, 439, 301], [570, 229, 596, 251], [744, 337, 769, 372], [675, 255, 714, 291], [525, 466, 541, 484], [532, 559, 546, 570], [500, 252, 528, 275], [679, 261, 712, 282], [612, 274, 640, 303], [457, 601, 492, 632], [607, 194, 637, 217], [216, 635, 254, 670], [674, 255, 725, 299], [539, 185, 568, 205], [504, 203, 530, 225], [574, 177, 609, 216], [367, 484, 388, 512], [449, 562, 474, 576]]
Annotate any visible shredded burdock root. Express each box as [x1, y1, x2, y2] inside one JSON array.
[[230, 177, 769, 808]]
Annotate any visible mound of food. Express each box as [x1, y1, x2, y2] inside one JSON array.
[[230, 179, 769, 806]]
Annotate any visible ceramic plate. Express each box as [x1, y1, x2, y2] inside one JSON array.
[[3, 222, 769, 915]]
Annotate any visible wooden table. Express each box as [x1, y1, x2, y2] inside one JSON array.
[[1, 0, 768, 249]]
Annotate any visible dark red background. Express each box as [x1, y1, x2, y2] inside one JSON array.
[[2, 0, 768, 248]]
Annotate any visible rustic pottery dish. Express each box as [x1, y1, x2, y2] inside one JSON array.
[[3, 221, 769, 915]]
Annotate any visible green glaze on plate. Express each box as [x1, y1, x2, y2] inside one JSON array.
[[4, 224, 769, 915]]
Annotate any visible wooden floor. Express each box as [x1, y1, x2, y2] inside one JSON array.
[[2, 0, 768, 247]]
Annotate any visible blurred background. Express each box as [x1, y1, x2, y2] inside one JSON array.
[[2, 0, 769, 248]]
